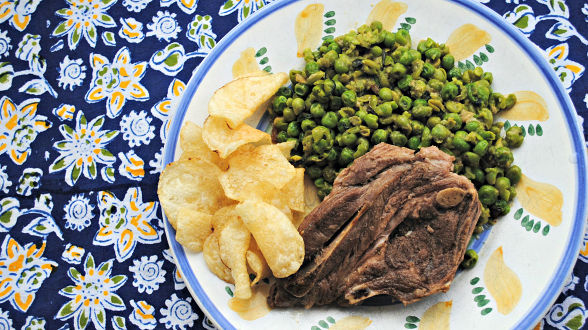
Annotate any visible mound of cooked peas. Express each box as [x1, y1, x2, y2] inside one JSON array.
[[269, 21, 524, 242]]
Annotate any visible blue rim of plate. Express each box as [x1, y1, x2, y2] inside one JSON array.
[[163, 0, 588, 329]]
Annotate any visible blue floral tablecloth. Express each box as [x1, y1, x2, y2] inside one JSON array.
[[0, 0, 585, 329]]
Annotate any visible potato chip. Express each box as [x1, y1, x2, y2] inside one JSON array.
[[208, 72, 289, 128], [202, 116, 271, 159], [218, 216, 252, 299], [292, 211, 306, 229], [282, 168, 305, 212], [246, 240, 270, 286], [175, 208, 213, 252], [236, 200, 304, 278], [158, 158, 227, 228], [211, 204, 238, 233], [179, 121, 227, 170], [303, 173, 321, 216], [276, 140, 297, 159], [220, 144, 296, 202], [203, 234, 233, 283]]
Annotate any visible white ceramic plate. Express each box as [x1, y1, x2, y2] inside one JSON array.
[[162, 0, 588, 329]]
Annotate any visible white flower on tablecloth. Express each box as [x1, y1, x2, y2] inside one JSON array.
[[0, 165, 11, 193], [159, 294, 199, 330], [186, 15, 216, 52], [112, 315, 126, 330], [55, 253, 127, 330], [15, 34, 40, 62], [129, 300, 157, 329], [160, 0, 198, 15], [0, 30, 11, 58], [583, 4, 588, 22], [545, 296, 588, 329], [129, 255, 166, 294], [94, 187, 162, 262], [118, 150, 146, 181], [119, 17, 145, 43], [57, 56, 86, 91], [49, 111, 118, 186], [562, 273, 580, 294], [120, 110, 155, 147], [162, 249, 186, 290], [63, 194, 94, 231], [149, 147, 163, 174], [61, 243, 85, 264], [22, 316, 45, 330], [0, 308, 13, 330], [147, 11, 181, 42], [123, 0, 153, 12], [151, 78, 186, 142], [52, 0, 117, 49]]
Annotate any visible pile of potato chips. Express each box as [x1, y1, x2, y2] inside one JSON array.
[[158, 72, 319, 301]]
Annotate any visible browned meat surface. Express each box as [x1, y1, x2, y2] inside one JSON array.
[[268, 144, 481, 308]]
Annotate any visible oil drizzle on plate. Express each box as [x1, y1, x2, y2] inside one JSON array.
[[366, 0, 408, 32], [515, 174, 563, 227], [330, 316, 372, 330], [499, 91, 549, 121], [228, 283, 271, 321], [446, 24, 491, 61], [419, 301, 452, 330], [484, 247, 522, 315], [295, 4, 324, 57]]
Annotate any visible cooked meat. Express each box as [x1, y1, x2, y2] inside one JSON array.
[[268, 144, 481, 308]]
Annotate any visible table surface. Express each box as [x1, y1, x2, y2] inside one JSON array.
[[0, 0, 586, 329]]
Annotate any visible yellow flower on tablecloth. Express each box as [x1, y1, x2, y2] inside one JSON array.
[[0, 96, 52, 165], [0, 0, 41, 32], [0, 235, 57, 312]]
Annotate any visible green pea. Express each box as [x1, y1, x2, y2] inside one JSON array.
[[495, 177, 511, 199], [473, 140, 489, 156], [494, 146, 514, 167], [499, 94, 517, 110], [448, 67, 461, 80], [301, 119, 317, 132], [467, 80, 491, 106], [334, 58, 350, 73], [395, 115, 412, 134], [379, 87, 394, 101], [397, 75, 413, 91], [305, 61, 320, 75], [339, 147, 355, 166], [287, 122, 300, 137], [354, 138, 370, 158], [506, 165, 522, 185], [473, 168, 486, 185], [310, 103, 325, 118], [337, 117, 352, 132], [383, 31, 395, 47], [395, 28, 410, 46], [277, 86, 292, 98], [463, 152, 481, 167], [341, 90, 357, 107], [327, 42, 341, 53], [490, 199, 510, 218], [443, 113, 462, 131], [371, 129, 388, 144], [356, 109, 368, 121], [391, 62, 407, 78], [452, 137, 470, 152], [390, 131, 407, 146], [307, 166, 322, 179], [441, 54, 455, 70], [505, 126, 524, 148], [441, 82, 459, 100], [321, 112, 339, 129], [410, 79, 427, 98], [425, 47, 441, 60], [292, 97, 305, 114], [465, 120, 482, 132], [412, 105, 432, 119], [427, 116, 442, 128], [417, 38, 434, 53], [371, 45, 383, 56], [283, 107, 296, 122], [294, 83, 309, 97], [375, 103, 393, 117], [433, 68, 447, 82], [420, 126, 432, 147], [479, 185, 499, 206], [461, 249, 478, 269], [482, 71, 493, 84], [398, 50, 413, 66], [277, 131, 288, 143], [445, 101, 464, 113], [421, 62, 436, 79], [431, 124, 451, 143], [411, 120, 425, 135], [272, 95, 287, 115], [484, 168, 502, 185], [398, 96, 412, 111], [407, 136, 421, 150], [341, 131, 357, 146], [273, 117, 288, 132], [364, 114, 379, 129]]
